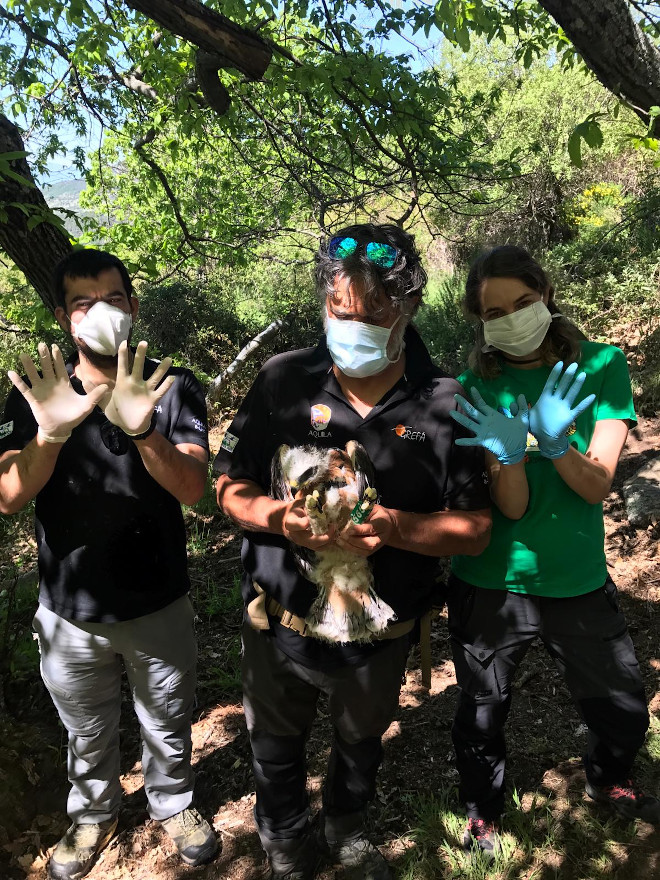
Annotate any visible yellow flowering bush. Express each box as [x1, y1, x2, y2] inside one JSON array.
[[566, 182, 624, 229]]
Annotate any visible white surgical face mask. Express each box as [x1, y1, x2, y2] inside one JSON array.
[[482, 300, 559, 357], [71, 300, 132, 356], [325, 315, 402, 378]]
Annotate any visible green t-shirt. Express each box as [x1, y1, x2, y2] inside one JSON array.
[[452, 341, 637, 597]]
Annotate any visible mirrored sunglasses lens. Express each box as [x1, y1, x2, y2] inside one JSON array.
[[365, 242, 397, 267], [329, 236, 358, 259]]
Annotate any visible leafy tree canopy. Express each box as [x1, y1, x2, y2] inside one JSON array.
[[1, 0, 659, 306]]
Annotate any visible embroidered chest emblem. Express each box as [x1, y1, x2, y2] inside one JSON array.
[[221, 431, 239, 452], [310, 403, 332, 438], [393, 424, 426, 442]]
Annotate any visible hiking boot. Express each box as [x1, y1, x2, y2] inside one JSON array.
[[160, 807, 219, 866], [325, 835, 392, 880], [48, 818, 118, 880], [462, 818, 501, 859], [585, 779, 660, 823], [266, 833, 321, 880], [268, 860, 318, 880], [321, 809, 391, 880]]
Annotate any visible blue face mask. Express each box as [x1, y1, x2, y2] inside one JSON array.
[[325, 315, 402, 378]]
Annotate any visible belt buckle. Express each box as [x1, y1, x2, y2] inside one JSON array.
[[280, 610, 308, 636]]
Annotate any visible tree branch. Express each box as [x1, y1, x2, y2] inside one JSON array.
[[0, 7, 69, 60], [207, 311, 295, 403], [123, 0, 272, 79], [537, 0, 660, 133], [195, 50, 231, 115]]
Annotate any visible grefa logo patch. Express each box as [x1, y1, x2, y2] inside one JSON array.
[[392, 423, 426, 442], [0, 420, 13, 441]]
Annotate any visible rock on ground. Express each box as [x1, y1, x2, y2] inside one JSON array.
[[623, 454, 660, 527]]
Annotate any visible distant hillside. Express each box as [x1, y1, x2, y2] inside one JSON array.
[[44, 179, 96, 234]]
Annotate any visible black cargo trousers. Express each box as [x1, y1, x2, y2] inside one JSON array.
[[447, 574, 650, 821], [241, 622, 411, 853]]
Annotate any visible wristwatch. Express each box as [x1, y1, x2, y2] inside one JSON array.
[[130, 415, 157, 441]]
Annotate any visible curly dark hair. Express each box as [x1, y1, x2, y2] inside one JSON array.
[[316, 223, 427, 315], [464, 245, 586, 378]]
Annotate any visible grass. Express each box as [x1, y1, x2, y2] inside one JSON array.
[[202, 574, 242, 619], [198, 631, 242, 694], [184, 467, 222, 558], [397, 780, 655, 880], [645, 714, 660, 763], [185, 466, 219, 519]]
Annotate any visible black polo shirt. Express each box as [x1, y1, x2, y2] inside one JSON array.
[[213, 327, 488, 668], [0, 354, 209, 623]]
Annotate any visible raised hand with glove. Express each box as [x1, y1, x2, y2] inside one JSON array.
[[8, 342, 109, 443], [102, 340, 175, 437], [529, 361, 596, 459], [450, 387, 530, 465]]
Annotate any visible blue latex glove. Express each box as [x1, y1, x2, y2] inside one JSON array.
[[529, 361, 596, 459], [450, 387, 530, 465]]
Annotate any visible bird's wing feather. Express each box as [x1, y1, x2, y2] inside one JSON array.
[[346, 440, 376, 498]]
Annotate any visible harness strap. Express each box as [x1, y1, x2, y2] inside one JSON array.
[[248, 581, 414, 641]]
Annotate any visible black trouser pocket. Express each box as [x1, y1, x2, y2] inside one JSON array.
[[447, 574, 477, 635], [450, 639, 501, 701]]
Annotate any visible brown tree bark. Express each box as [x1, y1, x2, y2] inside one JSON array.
[[124, 0, 272, 80], [0, 114, 72, 313], [537, 0, 660, 132]]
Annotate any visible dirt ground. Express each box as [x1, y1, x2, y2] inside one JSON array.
[[1, 418, 659, 880]]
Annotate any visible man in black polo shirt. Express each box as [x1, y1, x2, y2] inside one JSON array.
[[215, 224, 492, 880], [0, 250, 217, 879]]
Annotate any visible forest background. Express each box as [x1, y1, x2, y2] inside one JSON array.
[[0, 2, 659, 879]]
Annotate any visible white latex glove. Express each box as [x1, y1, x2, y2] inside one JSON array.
[[102, 340, 174, 436], [8, 343, 109, 443]]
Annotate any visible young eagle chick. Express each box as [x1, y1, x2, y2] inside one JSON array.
[[271, 441, 396, 643]]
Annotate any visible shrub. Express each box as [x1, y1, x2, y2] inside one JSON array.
[[415, 273, 474, 377]]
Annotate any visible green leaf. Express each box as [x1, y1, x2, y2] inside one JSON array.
[[0, 167, 37, 188], [567, 127, 583, 168], [583, 119, 603, 149], [7, 201, 31, 216], [0, 151, 29, 162], [26, 214, 45, 231], [25, 82, 47, 98]]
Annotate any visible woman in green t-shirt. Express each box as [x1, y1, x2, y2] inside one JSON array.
[[447, 245, 658, 857]]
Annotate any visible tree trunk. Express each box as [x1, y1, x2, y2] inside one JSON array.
[[124, 0, 272, 80], [0, 114, 72, 312], [537, 0, 660, 132]]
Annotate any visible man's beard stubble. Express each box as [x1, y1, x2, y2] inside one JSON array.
[[72, 336, 120, 370]]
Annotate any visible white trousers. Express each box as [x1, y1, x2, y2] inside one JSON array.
[[33, 595, 197, 823]]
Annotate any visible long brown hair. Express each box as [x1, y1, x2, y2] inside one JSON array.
[[464, 245, 586, 379]]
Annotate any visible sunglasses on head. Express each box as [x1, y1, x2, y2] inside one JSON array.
[[328, 236, 398, 268]]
